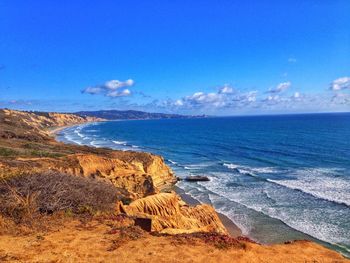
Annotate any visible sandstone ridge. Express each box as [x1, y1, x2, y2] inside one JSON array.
[[120, 192, 228, 234]]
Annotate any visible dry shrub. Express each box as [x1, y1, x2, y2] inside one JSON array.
[[0, 171, 131, 224]]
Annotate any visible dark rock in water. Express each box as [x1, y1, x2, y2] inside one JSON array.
[[185, 176, 210, 182]]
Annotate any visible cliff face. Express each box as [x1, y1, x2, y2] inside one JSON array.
[[108, 151, 176, 190], [54, 153, 175, 198], [120, 192, 228, 235]]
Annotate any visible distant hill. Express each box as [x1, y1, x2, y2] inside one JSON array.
[[75, 110, 206, 120]]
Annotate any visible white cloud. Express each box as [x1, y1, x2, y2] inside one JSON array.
[[174, 99, 183, 106], [182, 92, 225, 107], [246, 91, 257, 102], [107, 88, 131, 97], [82, 78, 350, 114], [83, 86, 102, 94], [288, 57, 297, 63], [330, 77, 350, 91], [264, 95, 280, 102], [105, 79, 134, 90], [293, 92, 300, 98], [268, 81, 291, 93], [170, 85, 258, 110], [331, 93, 350, 104], [82, 79, 134, 97], [219, 84, 234, 94], [8, 100, 33, 105]]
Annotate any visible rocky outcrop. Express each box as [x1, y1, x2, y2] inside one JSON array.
[[185, 176, 210, 182], [120, 193, 228, 235], [108, 151, 176, 190], [58, 153, 175, 198], [62, 154, 162, 198]]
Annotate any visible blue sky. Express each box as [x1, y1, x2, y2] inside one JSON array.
[[0, 0, 349, 115]]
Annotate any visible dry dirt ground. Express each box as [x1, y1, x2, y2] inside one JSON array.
[[0, 220, 348, 263]]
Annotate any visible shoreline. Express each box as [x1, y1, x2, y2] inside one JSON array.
[[48, 121, 102, 136], [48, 123, 85, 136], [48, 125, 75, 136], [52, 122, 244, 238]]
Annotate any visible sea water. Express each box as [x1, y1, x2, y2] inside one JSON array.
[[57, 113, 350, 256]]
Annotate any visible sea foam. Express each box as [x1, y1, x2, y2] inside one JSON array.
[[268, 168, 350, 207], [112, 140, 127, 145]]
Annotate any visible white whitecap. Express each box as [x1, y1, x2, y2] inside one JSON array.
[[112, 140, 127, 145], [223, 163, 239, 169], [268, 168, 350, 207]]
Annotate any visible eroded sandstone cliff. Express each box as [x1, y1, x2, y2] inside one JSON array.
[[120, 192, 228, 234]]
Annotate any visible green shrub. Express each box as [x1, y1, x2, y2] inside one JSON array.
[[0, 147, 17, 157]]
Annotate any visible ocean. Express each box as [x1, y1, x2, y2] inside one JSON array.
[[57, 113, 350, 256]]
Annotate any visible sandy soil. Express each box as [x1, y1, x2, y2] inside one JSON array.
[[0, 220, 347, 263]]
